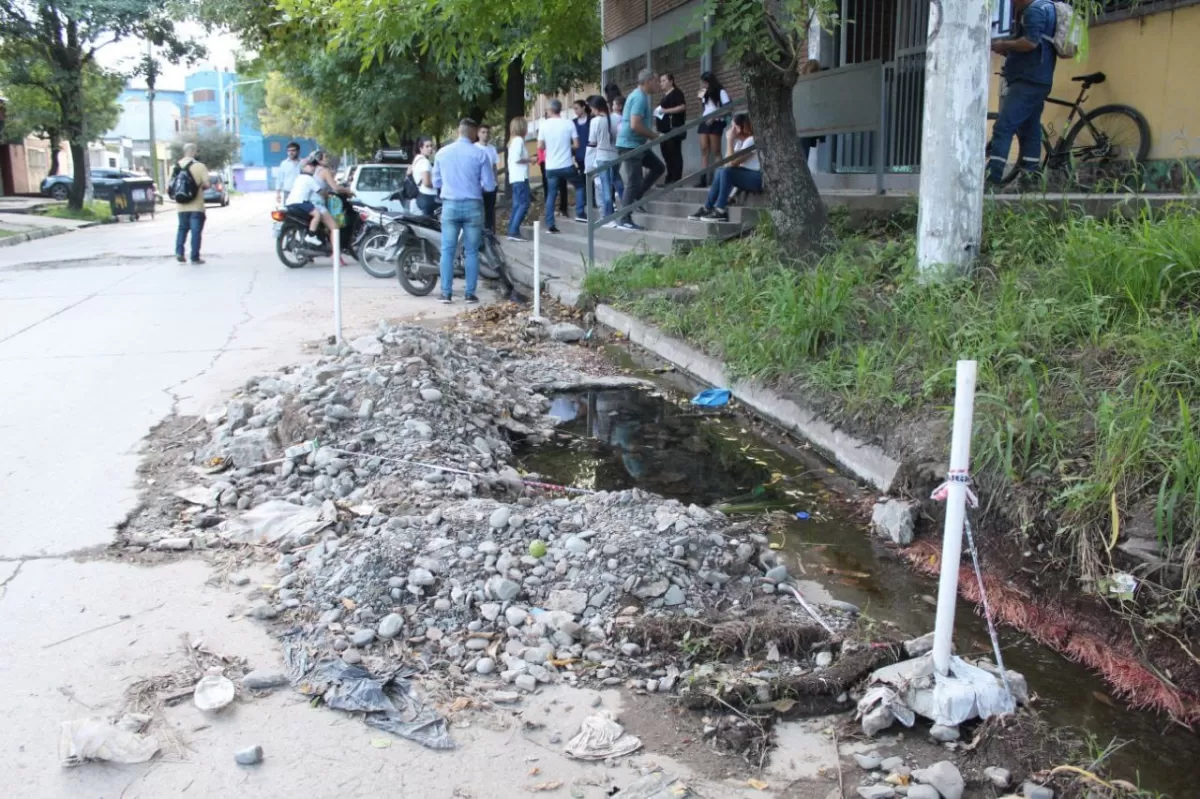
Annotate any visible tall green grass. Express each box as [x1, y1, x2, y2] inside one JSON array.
[[585, 202, 1200, 596]]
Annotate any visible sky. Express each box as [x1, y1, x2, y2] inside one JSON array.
[[95, 23, 246, 92]]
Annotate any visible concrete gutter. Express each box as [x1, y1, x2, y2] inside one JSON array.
[[0, 226, 71, 248], [594, 305, 900, 492]]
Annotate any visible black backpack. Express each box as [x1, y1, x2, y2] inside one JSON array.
[[169, 160, 200, 204], [401, 174, 420, 202]]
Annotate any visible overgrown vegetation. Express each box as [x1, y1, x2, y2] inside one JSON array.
[[585, 202, 1200, 625], [41, 200, 112, 222]]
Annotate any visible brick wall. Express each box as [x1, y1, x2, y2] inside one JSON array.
[[604, 0, 646, 41], [712, 46, 745, 107]]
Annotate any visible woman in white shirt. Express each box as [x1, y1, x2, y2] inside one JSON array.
[[687, 112, 760, 222], [696, 71, 732, 188], [407, 138, 438, 215], [586, 96, 619, 221], [506, 117, 532, 241], [608, 95, 626, 204]]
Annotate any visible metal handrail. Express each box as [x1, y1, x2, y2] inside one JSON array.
[[584, 98, 750, 266]]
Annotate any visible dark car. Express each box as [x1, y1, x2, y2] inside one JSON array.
[[204, 175, 230, 207], [39, 169, 140, 202]]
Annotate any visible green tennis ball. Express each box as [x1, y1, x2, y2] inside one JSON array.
[[529, 540, 547, 558]]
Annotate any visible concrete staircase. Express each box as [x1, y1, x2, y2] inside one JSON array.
[[503, 186, 768, 291]]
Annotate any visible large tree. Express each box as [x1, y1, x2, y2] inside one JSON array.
[[168, 127, 239, 170], [702, 0, 835, 253], [0, 0, 204, 209]]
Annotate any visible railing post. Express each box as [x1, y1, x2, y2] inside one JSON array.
[[586, 170, 596, 268], [332, 226, 342, 343]]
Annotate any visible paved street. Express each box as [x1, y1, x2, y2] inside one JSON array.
[[0, 194, 753, 798]]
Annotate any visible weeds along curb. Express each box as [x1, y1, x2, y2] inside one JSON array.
[[594, 304, 900, 492], [0, 226, 69, 248]]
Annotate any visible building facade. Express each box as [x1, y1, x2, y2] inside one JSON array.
[[601, 0, 1200, 191]]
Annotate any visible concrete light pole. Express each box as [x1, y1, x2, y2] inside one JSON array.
[[915, 0, 993, 276]]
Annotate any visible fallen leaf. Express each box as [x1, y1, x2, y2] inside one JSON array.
[[449, 697, 472, 713], [528, 767, 541, 776], [370, 738, 392, 749], [530, 781, 563, 792], [747, 778, 769, 790], [772, 698, 796, 714], [1092, 691, 1115, 707]]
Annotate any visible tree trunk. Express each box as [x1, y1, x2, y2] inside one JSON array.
[[48, 132, 61, 176], [740, 53, 829, 256], [68, 141, 86, 210], [505, 56, 525, 134]]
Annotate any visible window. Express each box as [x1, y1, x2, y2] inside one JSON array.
[[107, 158, 117, 168], [991, 0, 1014, 37], [27, 149, 47, 168], [192, 89, 216, 102], [355, 166, 406, 192]]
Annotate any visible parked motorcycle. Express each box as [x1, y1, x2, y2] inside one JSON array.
[[354, 206, 397, 279], [271, 196, 371, 269], [361, 202, 513, 297]]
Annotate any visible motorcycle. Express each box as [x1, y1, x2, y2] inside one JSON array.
[[361, 198, 514, 297], [271, 196, 372, 269], [354, 206, 398, 279]]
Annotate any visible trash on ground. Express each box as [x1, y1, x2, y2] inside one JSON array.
[[690, 388, 731, 407], [563, 712, 642, 760], [612, 770, 693, 798], [216, 500, 327, 545], [59, 717, 160, 767], [795, 511, 811, 520], [193, 671, 236, 712], [860, 652, 1021, 734]]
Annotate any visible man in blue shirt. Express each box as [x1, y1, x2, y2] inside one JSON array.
[[615, 67, 666, 230], [432, 118, 497, 304], [986, 0, 1058, 186]]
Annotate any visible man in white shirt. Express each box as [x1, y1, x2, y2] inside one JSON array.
[[475, 124, 500, 233], [285, 163, 337, 245], [274, 142, 302, 207], [536, 99, 581, 233]]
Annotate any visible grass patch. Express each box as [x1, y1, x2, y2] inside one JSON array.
[[0, 228, 16, 238], [40, 201, 113, 222], [585, 201, 1200, 617]]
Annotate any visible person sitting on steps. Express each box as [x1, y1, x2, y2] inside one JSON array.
[[688, 112, 760, 222]]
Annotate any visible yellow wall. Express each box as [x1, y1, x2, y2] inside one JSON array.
[[988, 4, 1200, 160]]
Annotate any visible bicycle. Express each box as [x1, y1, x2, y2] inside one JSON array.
[[987, 71, 1151, 189]]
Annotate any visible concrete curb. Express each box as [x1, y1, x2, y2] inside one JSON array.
[[0, 225, 71, 248], [594, 304, 901, 493]]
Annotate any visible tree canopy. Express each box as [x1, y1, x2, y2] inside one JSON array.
[[169, 127, 239, 170]]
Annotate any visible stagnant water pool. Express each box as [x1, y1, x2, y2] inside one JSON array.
[[517, 376, 1197, 796]]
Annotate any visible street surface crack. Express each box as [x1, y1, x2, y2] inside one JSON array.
[[0, 263, 157, 347]]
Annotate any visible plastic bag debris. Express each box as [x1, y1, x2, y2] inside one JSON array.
[[564, 711, 642, 760], [59, 717, 160, 767], [613, 770, 692, 798], [217, 500, 327, 545], [193, 672, 236, 712], [866, 653, 1019, 731], [285, 643, 453, 750], [856, 685, 916, 737], [690, 388, 731, 408], [795, 511, 811, 520]]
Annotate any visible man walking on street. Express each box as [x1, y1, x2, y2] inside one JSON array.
[[475, 125, 499, 233], [173, 143, 210, 264], [538, 99, 583, 233], [274, 141, 302, 207], [616, 68, 665, 231], [432, 118, 495, 304], [986, 0, 1058, 186]]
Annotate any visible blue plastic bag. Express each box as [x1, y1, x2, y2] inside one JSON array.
[[691, 388, 731, 407]]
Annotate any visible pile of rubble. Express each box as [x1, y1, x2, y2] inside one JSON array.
[[125, 324, 849, 698]]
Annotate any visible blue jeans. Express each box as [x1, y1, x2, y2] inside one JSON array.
[[417, 193, 438, 216], [508, 181, 531, 237], [610, 167, 624, 206], [987, 79, 1051, 183], [440, 199, 483, 299], [544, 167, 584, 227], [175, 211, 205, 260], [594, 163, 615, 218], [705, 167, 763, 210]]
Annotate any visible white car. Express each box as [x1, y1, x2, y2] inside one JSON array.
[[349, 163, 410, 212]]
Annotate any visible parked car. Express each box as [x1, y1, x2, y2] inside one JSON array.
[[204, 175, 230, 207], [349, 163, 409, 212], [39, 169, 140, 202]]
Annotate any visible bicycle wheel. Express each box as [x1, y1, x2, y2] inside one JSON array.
[[1061, 104, 1151, 189]]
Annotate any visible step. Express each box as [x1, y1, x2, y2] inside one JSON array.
[[595, 212, 744, 240], [643, 201, 765, 226], [656, 186, 771, 207], [538, 224, 680, 256]]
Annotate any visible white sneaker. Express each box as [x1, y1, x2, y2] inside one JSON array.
[[602, 221, 620, 229]]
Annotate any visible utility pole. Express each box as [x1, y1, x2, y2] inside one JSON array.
[[144, 43, 159, 189], [915, 0, 992, 276]]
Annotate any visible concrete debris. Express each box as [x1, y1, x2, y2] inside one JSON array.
[[1022, 782, 1054, 799], [871, 499, 918, 546], [911, 760, 964, 799], [242, 668, 289, 691], [984, 766, 1012, 789]]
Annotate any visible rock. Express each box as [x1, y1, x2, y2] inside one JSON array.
[[228, 573, 251, 587], [407, 568, 435, 587], [880, 757, 905, 772], [856, 787, 895, 799], [492, 691, 520, 704], [912, 761, 964, 799], [242, 669, 288, 690], [871, 499, 918, 545], [378, 613, 404, 639], [983, 767, 1011, 789], [234, 745, 264, 766], [476, 658, 496, 675], [929, 724, 960, 742], [487, 577, 521, 602], [906, 786, 939, 799], [563, 536, 589, 554], [547, 590, 588, 614], [349, 335, 383, 356], [854, 753, 882, 770], [420, 388, 443, 402], [505, 607, 528, 627], [154, 537, 193, 551], [548, 322, 586, 342], [248, 604, 278, 620], [620, 642, 642, 657], [815, 651, 834, 668], [489, 506, 511, 529], [342, 648, 362, 665], [765, 564, 789, 583], [903, 632, 935, 657], [514, 674, 537, 693], [351, 629, 376, 648], [634, 578, 670, 599], [663, 584, 686, 606], [1022, 783, 1054, 799]]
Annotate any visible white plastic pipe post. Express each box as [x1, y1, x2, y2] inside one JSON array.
[[932, 360, 978, 676], [332, 226, 343, 343], [532, 221, 542, 319]]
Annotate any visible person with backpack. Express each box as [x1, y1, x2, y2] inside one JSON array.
[[406, 138, 438, 215], [986, 0, 1062, 186], [171, 143, 210, 264]]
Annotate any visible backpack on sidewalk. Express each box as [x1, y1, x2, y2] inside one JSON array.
[[169, 160, 199, 204], [1042, 0, 1082, 59]]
